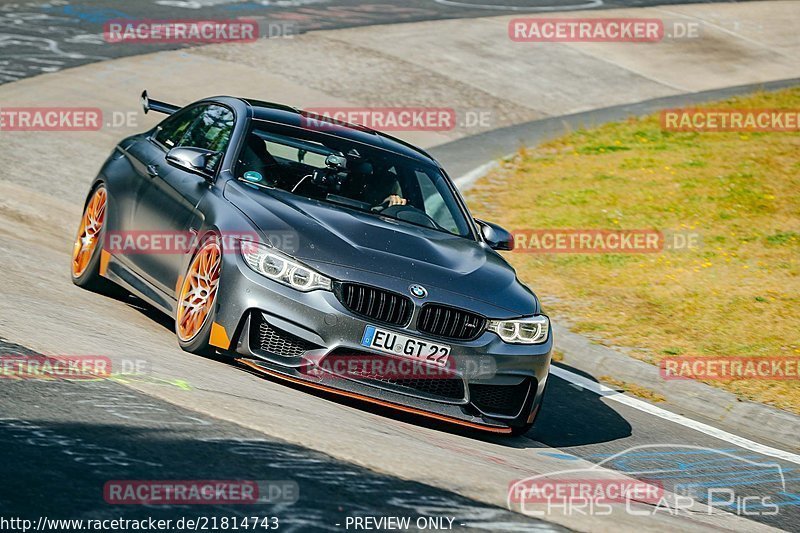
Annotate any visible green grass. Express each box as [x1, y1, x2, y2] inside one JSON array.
[[466, 88, 800, 413]]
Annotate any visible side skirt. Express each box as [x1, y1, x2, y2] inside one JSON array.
[[101, 251, 176, 316]]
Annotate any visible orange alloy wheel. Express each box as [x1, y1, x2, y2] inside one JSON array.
[[72, 187, 107, 278], [176, 240, 222, 342]]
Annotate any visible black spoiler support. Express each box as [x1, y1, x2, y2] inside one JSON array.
[[141, 90, 179, 115]]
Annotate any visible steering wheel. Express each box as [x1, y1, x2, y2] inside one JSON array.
[[376, 203, 439, 230]]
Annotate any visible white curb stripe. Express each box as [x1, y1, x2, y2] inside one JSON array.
[[550, 364, 800, 465]]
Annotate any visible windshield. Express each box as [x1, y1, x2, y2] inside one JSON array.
[[234, 121, 472, 237]]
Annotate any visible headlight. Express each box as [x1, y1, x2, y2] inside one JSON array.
[[240, 240, 331, 292], [487, 315, 549, 344]]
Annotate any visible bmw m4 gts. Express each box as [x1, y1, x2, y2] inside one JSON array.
[[71, 91, 553, 435]]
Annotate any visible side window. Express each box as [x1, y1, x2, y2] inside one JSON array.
[[155, 104, 235, 171], [265, 141, 328, 168], [179, 105, 235, 171], [415, 170, 460, 235], [154, 106, 203, 149], [180, 105, 235, 152]]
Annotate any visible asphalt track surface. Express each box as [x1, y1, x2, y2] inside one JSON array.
[[0, 0, 770, 85], [2, 0, 799, 532], [2, 335, 799, 531], [0, 341, 555, 532]]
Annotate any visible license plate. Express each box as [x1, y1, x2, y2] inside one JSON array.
[[360, 325, 451, 367]]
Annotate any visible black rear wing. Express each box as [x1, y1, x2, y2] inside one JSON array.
[[141, 90, 179, 115]]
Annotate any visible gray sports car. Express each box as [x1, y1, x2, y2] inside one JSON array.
[[71, 91, 552, 435]]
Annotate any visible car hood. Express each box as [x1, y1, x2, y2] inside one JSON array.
[[224, 180, 538, 315]]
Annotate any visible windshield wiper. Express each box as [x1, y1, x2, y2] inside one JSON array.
[[323, 194, 372, 212]]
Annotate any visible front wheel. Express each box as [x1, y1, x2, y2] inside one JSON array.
[[175, 236, 222, 355], [72, 185, 118, 294]]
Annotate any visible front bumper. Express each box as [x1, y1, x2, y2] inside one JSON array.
[[213, 248, 552, 431]]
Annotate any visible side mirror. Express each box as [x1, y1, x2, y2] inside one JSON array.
[[476, 219, 514, 251], [141, 90, 150, 114], [166, 147, 218, 179]]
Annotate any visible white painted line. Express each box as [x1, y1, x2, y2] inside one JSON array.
[[453, 160, 498, 191], [433, 0, 604, 12], [550, 364, 800, 465]]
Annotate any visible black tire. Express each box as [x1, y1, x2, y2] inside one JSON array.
[[510, 422, 535, 437], [509, 383, 548, 436], [177, 312, 218, 356], [175, 235, 222, 356]]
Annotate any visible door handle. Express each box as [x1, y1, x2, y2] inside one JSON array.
[[146, 164, 159, 178]]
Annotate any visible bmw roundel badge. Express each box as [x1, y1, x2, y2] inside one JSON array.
[[409, 284, 428, 299]]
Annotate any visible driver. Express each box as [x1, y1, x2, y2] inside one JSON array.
[[347, 160, 406, 209]]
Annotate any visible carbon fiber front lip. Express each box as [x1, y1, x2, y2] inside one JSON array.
[[235, 357, 513, 432]]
